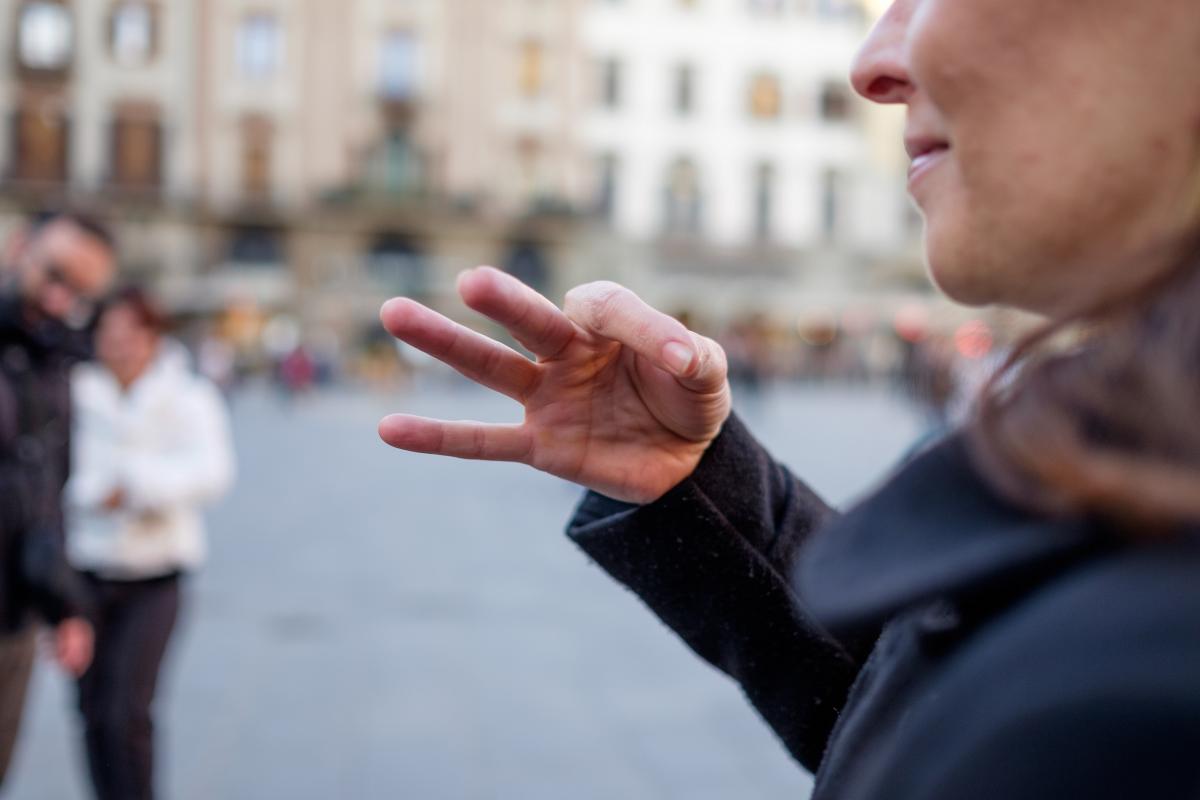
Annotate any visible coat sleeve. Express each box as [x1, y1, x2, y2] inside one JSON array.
[[1, 374, 89, 626], [120, 380, 236, 513], [566, 414, 873, 772]]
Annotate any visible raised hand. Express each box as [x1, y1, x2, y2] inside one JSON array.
[[379, 267, 731, 504]]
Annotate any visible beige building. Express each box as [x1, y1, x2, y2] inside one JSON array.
[[573, 0, 927, 327], [0, 0, 929, 353], [0, 0, 589, 349]]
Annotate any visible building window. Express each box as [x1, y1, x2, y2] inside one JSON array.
[[674, 64, 695, 116], [380, 30, 418, 101], [373, 130, 422, 195], [753, 162, 775, 242], [663, 157, 703, 236], [369, 233, 428, 295], [821, 168, 845, 242], [748, 72, 782, 120], [11, 103, 69, 183], [598, 58, 622, 109], [240, 116, 273, 201], [228, 224, 284, 267], [110, 106, 161, 189], [820, 81, 853, 122], [748, 0, 786, 14], [109, 2, 156, 67], [518, 40, 545, 98], [814, 0, 862, 22], [515, 136, 545, 203], [16, 1, 74, 72], [505, 240, 549, 293], [594, 152, 619, 221], [236, 13, 281, 79]]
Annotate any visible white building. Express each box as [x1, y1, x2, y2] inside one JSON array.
[[578, 0, 921, 321]]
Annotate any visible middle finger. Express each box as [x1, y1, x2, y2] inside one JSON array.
[[381, 298, 540, 402], [457, 267, 578, 360]]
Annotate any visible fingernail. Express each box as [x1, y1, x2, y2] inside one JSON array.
[[662, 342, 695, 376]]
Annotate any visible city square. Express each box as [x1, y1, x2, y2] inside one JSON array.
[[9, 379, 922, 800]]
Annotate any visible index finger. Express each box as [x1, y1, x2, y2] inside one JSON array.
[[457, 267, 578, 360]]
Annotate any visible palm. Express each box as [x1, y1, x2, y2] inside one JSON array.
[[523, 339, 728, 500], [380, 268, 731, 503]]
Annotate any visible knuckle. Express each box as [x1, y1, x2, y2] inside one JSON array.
[[588, 283, 628, 329], [565, 281, 625, 331], [697, 336, 729, 379]]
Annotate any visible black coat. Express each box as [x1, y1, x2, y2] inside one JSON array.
[[568, 415, 1200, 798], [0, 293, 90, 633]]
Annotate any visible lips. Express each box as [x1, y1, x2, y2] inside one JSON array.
[[904, 136, 950, 189]]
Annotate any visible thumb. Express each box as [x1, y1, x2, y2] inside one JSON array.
[[562, 282, 727, 391]]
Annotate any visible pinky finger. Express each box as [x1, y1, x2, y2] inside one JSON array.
[[378, 415, 533, 464]]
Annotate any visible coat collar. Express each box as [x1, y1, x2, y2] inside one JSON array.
[[792, 434, 1109, 634]]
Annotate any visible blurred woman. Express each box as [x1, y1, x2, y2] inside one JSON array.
[[66, 287, 234, 800]]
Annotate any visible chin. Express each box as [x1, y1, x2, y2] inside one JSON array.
[[924, 232, 998, 308]]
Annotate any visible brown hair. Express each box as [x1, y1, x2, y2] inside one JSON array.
[[969, 237, 1200, 528], [100, 285, 168, 336]]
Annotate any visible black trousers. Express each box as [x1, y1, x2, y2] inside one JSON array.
[[77, 573, 181, 800], [0, 625, 36, 789]]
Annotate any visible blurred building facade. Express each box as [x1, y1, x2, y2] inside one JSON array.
[[578, 0, 924, 324], [0, 0, 925, 356]]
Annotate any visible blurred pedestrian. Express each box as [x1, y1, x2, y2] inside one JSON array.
[[0, 213, 115, 787], [278, 343, 316, 400], [378, 0, 1200, 796], [66, 287, 235, 800], [196, 330, 237, 396]]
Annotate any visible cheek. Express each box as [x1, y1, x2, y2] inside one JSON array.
[[918, 151, 1054, 308], [96, 337, 120, 365], [134, 336, 157, 364], [97, 326, 130, 360]]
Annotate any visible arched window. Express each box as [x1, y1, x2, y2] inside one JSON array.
[[12, 100, 68, 183], [237, 12, 282, 79], [16, 0, 74, 73], [110, 102, 161, 189], [380, 30, 418, 100], [109, 2, 156, 67]]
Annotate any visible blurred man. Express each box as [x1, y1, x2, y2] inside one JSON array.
[[0, 213, 116, 786]]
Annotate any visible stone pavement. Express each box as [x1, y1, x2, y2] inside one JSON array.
[[7, 378, 922, 799]]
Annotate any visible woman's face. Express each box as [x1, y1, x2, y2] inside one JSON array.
[[96, 304, 158, 387], [854, 0, 1200, 315]]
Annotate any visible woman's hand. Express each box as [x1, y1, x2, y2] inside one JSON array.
[[102, 487, 126, 512], [54, 617, 94, 678], [379, 267, 731, 504]]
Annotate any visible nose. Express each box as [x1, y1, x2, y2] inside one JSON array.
[[40, 282, 78, 321], [850, 0, 915, 105]]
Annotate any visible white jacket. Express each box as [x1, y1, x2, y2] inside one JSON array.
[[66, 342, 235, 579]]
